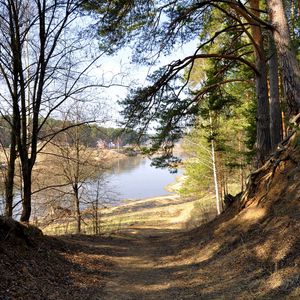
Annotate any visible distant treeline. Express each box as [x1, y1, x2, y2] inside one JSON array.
[[77, 125, 150, 148], [0, 117, 148, 148]]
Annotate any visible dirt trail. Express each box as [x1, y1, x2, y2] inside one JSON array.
[[58, 196, 205, 299], [61, 225, 195, 300], [59, 192, 300, 300], [99, 228, 185, 300]]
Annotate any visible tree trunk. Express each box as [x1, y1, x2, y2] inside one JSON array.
[[250, 0, 272, 166], [5, 128, 17, 217], [73, 182, 81, 234], [267, 0, 300, 116], [255, 59, 271, 165], [209, 114, 221, 215], [211, 138, 221, 215], [238, 138, 245, 191], [20, 163, 32, 223], [94, 180, 100, 235], [269, 34, 283, 149]]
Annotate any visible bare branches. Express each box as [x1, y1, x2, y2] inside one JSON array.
[[0, 0, 116, 221]]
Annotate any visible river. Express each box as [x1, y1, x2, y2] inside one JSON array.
[[0, 156, 181, 216], [102, 156, 181, 203]]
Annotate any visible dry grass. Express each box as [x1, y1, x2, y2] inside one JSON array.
[[41, 195, 208, 235]]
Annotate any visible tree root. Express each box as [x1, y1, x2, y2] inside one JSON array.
[[240, 129, 297, 209]]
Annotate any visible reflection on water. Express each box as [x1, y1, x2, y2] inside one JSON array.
[[0, 156, 180, 218], [105, 156, 180, 201], [107, 155, 146, 175]]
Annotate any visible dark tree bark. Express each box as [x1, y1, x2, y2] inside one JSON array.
[[250, 0, 272, 165], [7, 0, 34, 223], [73, 182, 81, 234], [5, 127, 17, 217], [267, 0, 300, 116], [4, 0, 22, 218], [269, 35, 283, 149], [20, 164, 32, 222]]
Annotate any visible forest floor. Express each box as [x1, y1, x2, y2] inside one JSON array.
[[2, 140, 300, 299]]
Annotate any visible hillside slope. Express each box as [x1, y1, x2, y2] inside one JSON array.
[[1, 134, 300, 299], [175, 131, 300, 298]]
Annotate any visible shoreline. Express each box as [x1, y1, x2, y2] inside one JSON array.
[[41, 192, 198, 235]]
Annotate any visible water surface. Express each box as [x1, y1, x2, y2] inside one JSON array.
[[105, 156, 180, 201]]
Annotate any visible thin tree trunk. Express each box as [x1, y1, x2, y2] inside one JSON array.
[[95, 180, 100, 235], [73, 182, 81, 234], [209, 113, 221, 215], [211, 138, 221, 215], [267, 0, 300, 116], [5, 124, 17, 217], [74, 119, 81, 234], [238, 138, 244, 191], [269, 34, 283, 149], [281, 109, 287, 138], [291, 0, 295, 40]]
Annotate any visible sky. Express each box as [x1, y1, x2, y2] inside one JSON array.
[[97, 39, 199, 127], [46, 11, 201, 129]]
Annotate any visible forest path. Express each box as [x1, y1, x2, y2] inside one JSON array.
[[47, 191, 298, 300], [3, 182, 300, 299], [98, 227, 189, 300], [61, 225, 201, 300], [59, 195, 205, 300]]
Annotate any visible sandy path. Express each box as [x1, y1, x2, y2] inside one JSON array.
[[101, 228, 181, 300], [59, 223, 202, 300]]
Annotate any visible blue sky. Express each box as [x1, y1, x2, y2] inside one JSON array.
[[98, 39, 199, 127]]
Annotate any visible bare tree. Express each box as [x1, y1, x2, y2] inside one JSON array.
[[0, 0, 108, 222], [35, 104, 108, 233]]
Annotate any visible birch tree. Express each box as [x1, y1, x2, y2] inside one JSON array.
[[181, 124, 221, 215]]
